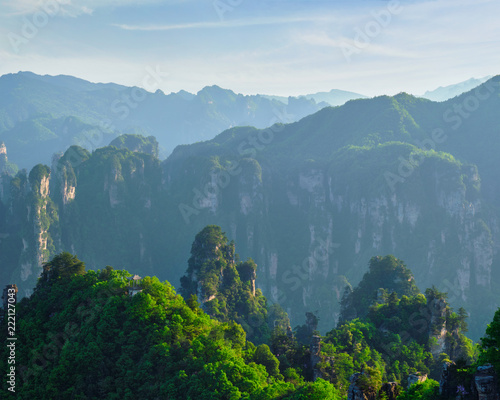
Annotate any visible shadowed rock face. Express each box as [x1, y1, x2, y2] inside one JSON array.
[[474, 365, 498, 400], [0, 284, 17, 326], [310, 335, 322, 381], [379, 382, 400, 400], [347, 373, 376, 400], [439, 362, 455, 398], [439, 363, 499, 400]]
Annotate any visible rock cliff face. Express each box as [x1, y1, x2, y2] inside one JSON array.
[[379, 382, 400, 400], [164, 149, 494, 338], [0, 139, 497, 338], [0, 142, 18, 178], [407, 374, 427, 387], [439, 363, 500, 400], [347, 373, 376, 400], [0, 165, 58, 296], [474, 365, 499, 400]]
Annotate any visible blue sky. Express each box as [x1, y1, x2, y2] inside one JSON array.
[[0, 0, 498, 97]]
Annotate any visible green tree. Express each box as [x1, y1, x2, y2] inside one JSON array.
[[254, 344, 281, 377], [479, 307, 500, 371], [3, 253, 344, 399], [38, 252, 86, 286], [396, 379, 439, 400], [457, 307, 469, 333]]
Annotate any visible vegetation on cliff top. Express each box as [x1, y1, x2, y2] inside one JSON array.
[[0, 225, 494, 399], [0, 249, 340, 399], [180, 225, 289, 344]]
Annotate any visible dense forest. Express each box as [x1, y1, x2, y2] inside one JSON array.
[[2, 226, 500, 399]]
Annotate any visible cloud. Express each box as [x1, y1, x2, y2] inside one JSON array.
[[0, 0, 170, 17], [113, 15, 337, 31]]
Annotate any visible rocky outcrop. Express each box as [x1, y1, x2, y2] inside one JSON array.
[[173, 156, 495, 338], [347, 373, 376, 400], [0, 284, 17, 325], [0, 141, 7, 177], [379, 382, 400, 400], [310, 335, 322, 381], [439, 363, 500, 400], [0, 142, 18, 200], [109, 134, 159, 158], [407, 373, 427, 387], [1, 165, 60, 296], [439, 361, 455, 398], [428, 296, 448, 357], [474, 364, 499, 400], [2, 134, 499, 342]]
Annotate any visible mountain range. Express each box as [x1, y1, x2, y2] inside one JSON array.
[[1, 74, 499, 342], [0, 72, 336, 171], [1, 72, 489, 173]]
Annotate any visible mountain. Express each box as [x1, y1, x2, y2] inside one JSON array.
[[303, 89, 368, 106], [261, 89, 367, 107], [420, 76, 493, 102], [180, 225, 289, 344], [0, 141, 18, 176], [0, 72, 330, 170], [1, 76, 500, 342]]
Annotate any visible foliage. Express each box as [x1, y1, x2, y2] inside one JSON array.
[[181, 225, 287, 344], [2, 77, 500, 342], [319, 256, 475, 397], [339, 255, 420, 323], [39, 251, 86, 285], [479, 306, 500, 372], [396, 379, 439, 400], [0, 252, 340, 399], [294, 311, 320, 345], [109, 134, 159, 158]]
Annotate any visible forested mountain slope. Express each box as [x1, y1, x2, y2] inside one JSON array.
[[1, 76, 499, 341], [0, 72, 329, 170]]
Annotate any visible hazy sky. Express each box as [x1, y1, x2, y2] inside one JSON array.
[[0, 0, 498, 97]]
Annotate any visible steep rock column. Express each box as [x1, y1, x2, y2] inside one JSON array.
[[310, 335, 322, 381], [428, 296, 448, 357], [16, 165, 59, 295], [51, 154, 77, 209]]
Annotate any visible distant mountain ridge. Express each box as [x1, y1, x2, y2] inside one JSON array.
[[261, 88, 367, 107], [0, 72, 330, 170], [0, 71, 494, 171], [419, 76, 493, 102]]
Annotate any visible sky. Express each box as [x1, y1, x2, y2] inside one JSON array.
[[0, 0, 499, 97]]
